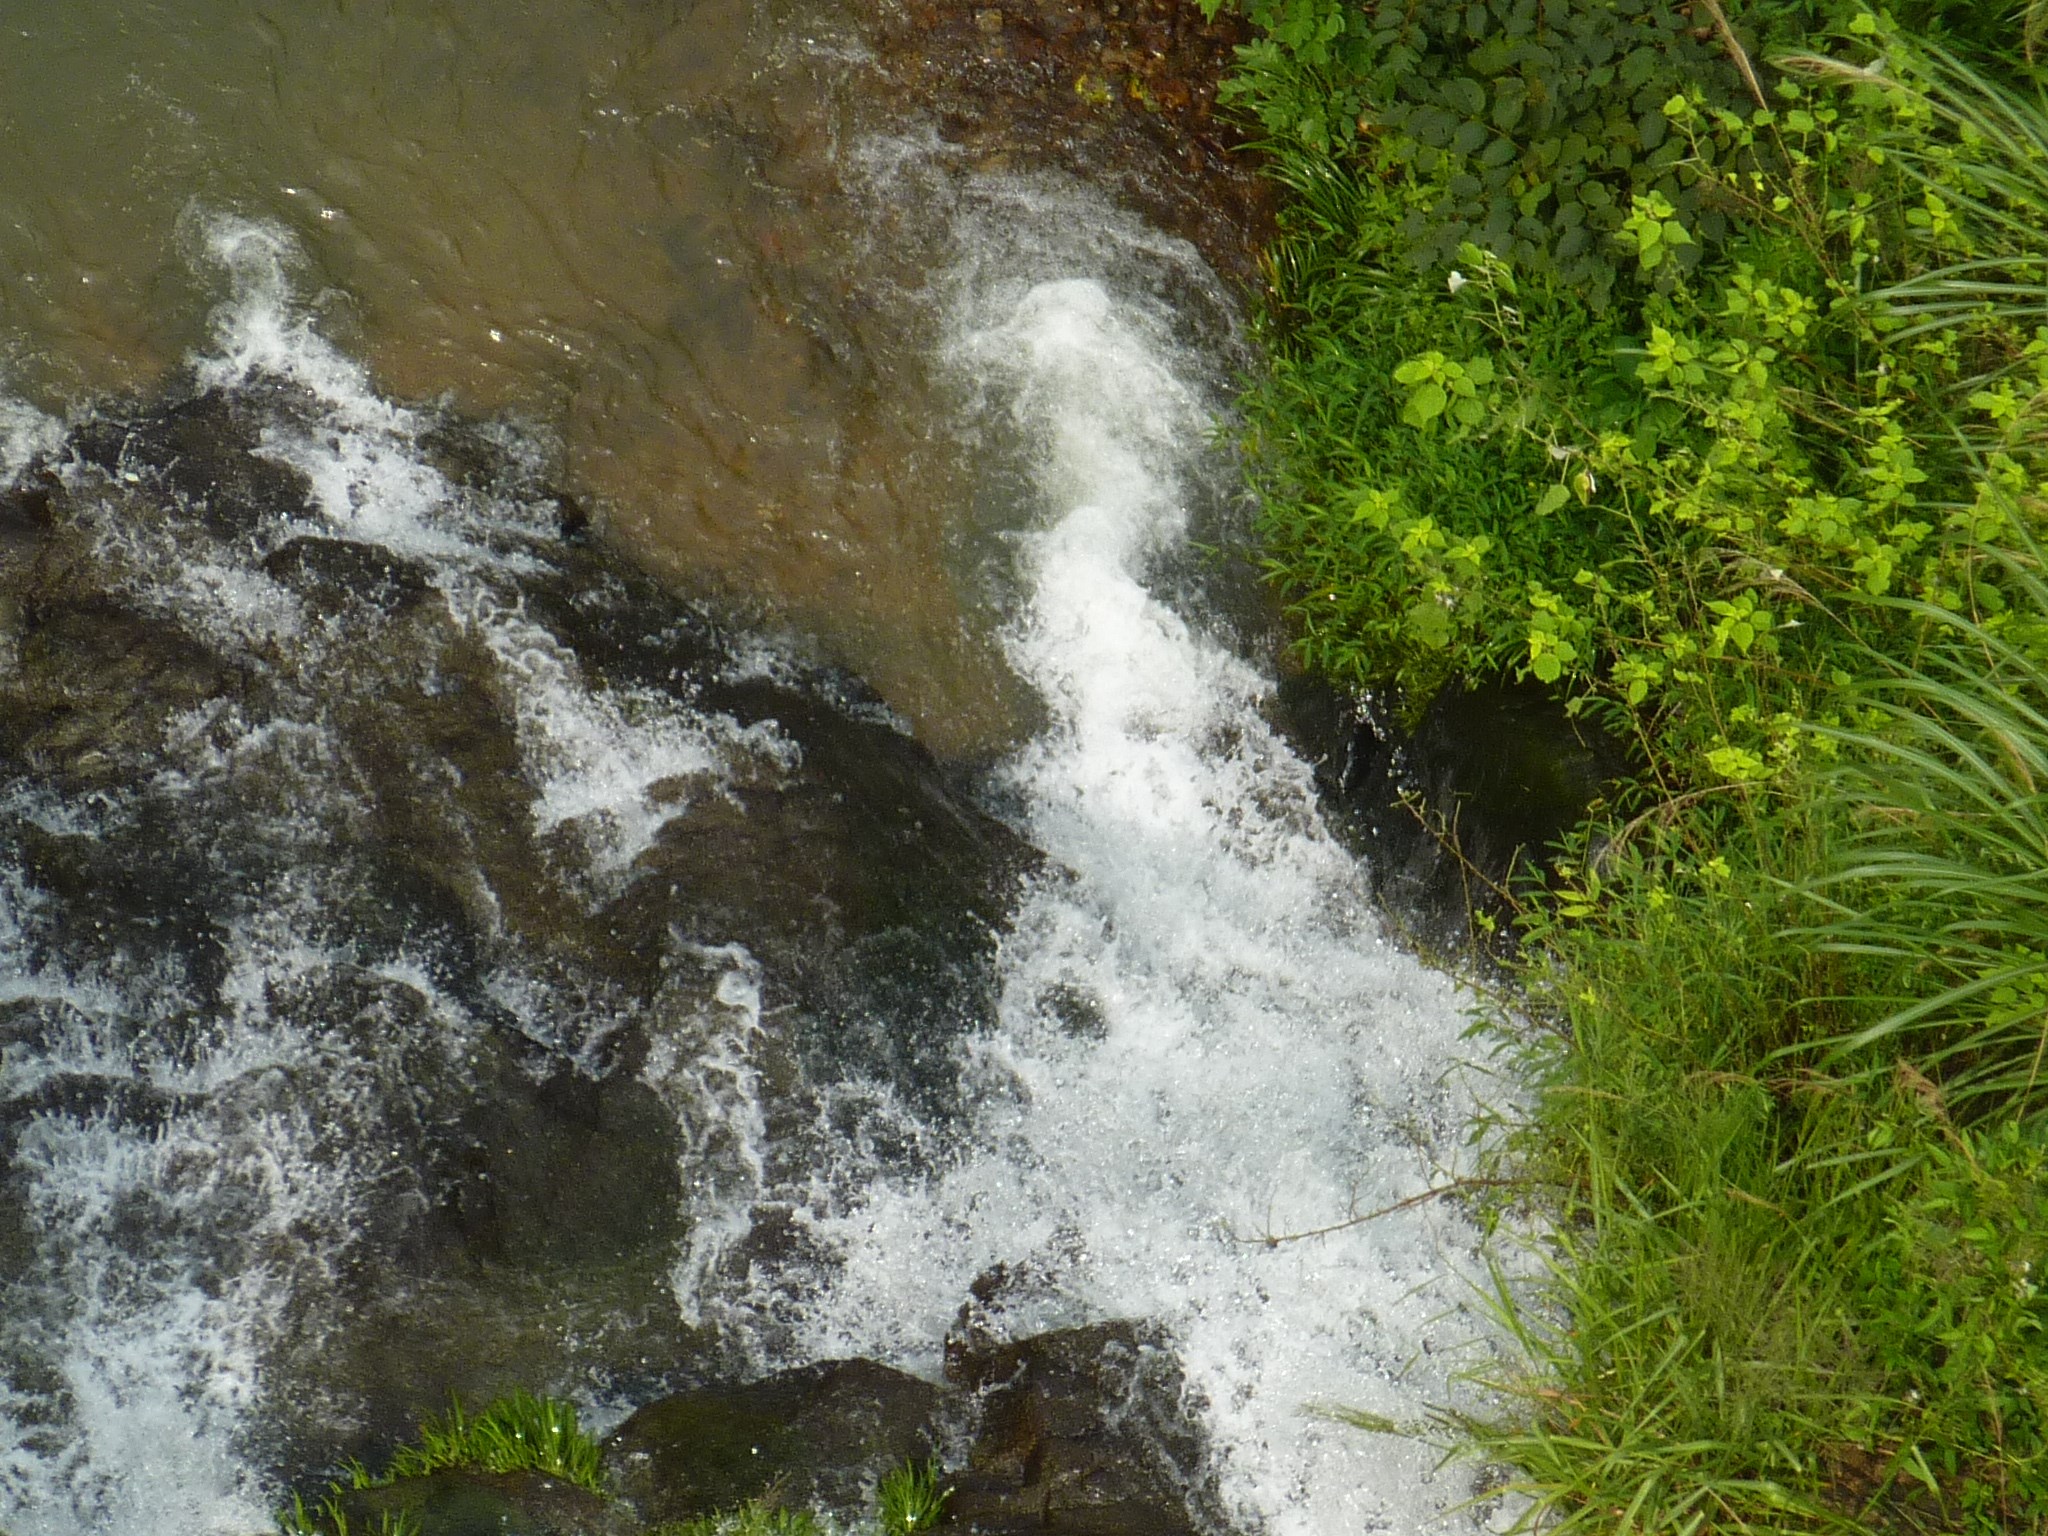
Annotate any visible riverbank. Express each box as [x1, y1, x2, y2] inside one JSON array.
[[1210, 1, 2048, 1529]]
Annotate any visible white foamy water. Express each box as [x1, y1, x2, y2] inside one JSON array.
[[781, 226, 1508, 1536], [0, 396, 63, 485], [0, 871, 432, 1536], [0, 219, 805, 1531], [186, 216, 792, 879]]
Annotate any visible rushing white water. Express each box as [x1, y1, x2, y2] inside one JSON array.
[[0, 221, 803, 1532], [189, 218, 799, 884], [774, 202, 1509, 1536], [0, 867, 438, 1535], [0, 185, 1516, 1536]]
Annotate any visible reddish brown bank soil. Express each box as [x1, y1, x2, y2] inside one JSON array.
[[872, 0, 1276, 291]]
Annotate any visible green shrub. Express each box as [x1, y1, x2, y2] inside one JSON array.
[[1203, 0, 1764, 304], [1218, 0, 2048, 1529]]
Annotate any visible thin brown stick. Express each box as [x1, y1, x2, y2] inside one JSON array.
[[1229, 1176, 1529, 1249], [1696, 0, 1768, 110]]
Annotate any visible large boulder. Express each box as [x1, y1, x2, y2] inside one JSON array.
[[604, 1359, 945, 1524], [945, 1322, 1215, 1536]]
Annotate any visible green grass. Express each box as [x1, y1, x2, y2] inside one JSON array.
[[283, 1417, 954, 1536], [384, 1391, 604, 1491], [653, 1502, 825, 1536], [649, 1462, 950, 1536], [876, 1459, 951, 1536], [277, 1392, 604, 1536]]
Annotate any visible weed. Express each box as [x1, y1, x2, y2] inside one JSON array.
[[275, 1391, 604, 1536], [876, 1460, 952, 1536]]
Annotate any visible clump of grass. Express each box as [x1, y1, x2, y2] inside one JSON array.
[[276, 1391, 604, 1536], [1800, 548, 2048, 1123], [387, 1390, 603, 1492], [650, 1461, 951, 1536], [278, 1494, 420, 1536], [876, 1460, 951, 1536]]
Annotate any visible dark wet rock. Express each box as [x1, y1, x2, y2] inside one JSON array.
[[944, 1323, 1214, 1536], [0, 463, 59, 555], [68, 387, 314, 536], [436, 1061, 685, 1270], [334, 1468, 622, 1536], [606, 1359, 946, 1524], [262, 535, 436, 616], [1275, 672, 1630, 953], [0, 593, 252, 791]]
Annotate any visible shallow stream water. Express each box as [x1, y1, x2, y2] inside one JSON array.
[[0, 5, 1515, 1533]]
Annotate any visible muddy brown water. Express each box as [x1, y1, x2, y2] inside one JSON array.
[[0, 0, 1266, 759]]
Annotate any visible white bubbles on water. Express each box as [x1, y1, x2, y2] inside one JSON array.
[[780, 191, 1511, 1536], [191, 215, 791, 879]]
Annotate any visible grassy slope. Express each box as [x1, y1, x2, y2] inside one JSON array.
[[1206, 1, 2048, 1530]]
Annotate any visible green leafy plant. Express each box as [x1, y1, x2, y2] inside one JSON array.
[[1203, 0, 1764, 304]]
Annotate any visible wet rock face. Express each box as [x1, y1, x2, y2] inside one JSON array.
[[872, 0, 1275, 292], [335, 1468, 621, 1536], [0, 387, 1034, 1470], [1276, 673, 1631, 952], [945, 1323, 1215, 1536], [601, 1329, 1217, 1536], [606, 1359, 946, 1524]]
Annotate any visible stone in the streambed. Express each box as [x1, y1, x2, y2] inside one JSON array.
[[332, 1468, 623, 1536], [69, 387, 315, 536], [604, 1359, 945, 1523], [439, 1058, 686, 1269], [262, 535, 435, 616], [945, 1321, 1214, 1536]]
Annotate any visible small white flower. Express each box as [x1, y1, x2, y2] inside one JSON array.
[[1447, 270, 1469, 294]]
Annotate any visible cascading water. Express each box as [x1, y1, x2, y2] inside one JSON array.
[[0, 130, 1514, 1536], [746, 189, 1511, 1536]]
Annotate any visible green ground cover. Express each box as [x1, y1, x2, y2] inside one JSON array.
[[1202, 1, 2048, 1529]]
